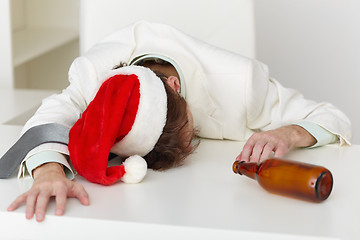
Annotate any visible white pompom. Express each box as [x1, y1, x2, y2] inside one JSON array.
[[121, 155, 147, 183]]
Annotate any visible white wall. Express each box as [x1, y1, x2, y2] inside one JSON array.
[[254, 0, 360, 144], [79, 0, 255, 58], [0, 0, 13, 88], [10, 0, 80, 90]]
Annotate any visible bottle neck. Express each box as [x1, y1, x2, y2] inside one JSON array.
[[233, 161, 259, 180]]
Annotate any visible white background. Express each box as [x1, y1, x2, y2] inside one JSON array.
[[253, 0, 360, 143]]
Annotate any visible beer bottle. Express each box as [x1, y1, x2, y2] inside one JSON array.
[[232, 158, 333, 202]]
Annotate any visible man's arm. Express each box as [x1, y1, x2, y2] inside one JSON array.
[[244, 61, 351, 147], [237, 60, 351, 162], [8, 58, 94, 220], [237, 121, 340, 162]]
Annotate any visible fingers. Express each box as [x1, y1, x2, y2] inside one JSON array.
[[52, 181, 90, 218], [53, 182, 90, 217], [35, 192, 51, 222], [55, 189, 67, 216], [70, 183, 90, 206], [8, 193, 27, 211], [236, 137, 255, 162], [260, 143, 274, 162], [274, 143, 287, 158], [8, 190, 45, 221], [8, 179, 89, 222], [236, 131, 291, 163], [250, 141, 266, 162], [237, 133, 271, 162], [246, 142, 274, 163]]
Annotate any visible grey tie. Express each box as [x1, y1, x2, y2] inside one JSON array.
[[0, 123, 70, 178]]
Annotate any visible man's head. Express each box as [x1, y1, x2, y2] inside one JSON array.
[[144, 75, 196, 170], [114, 61, 197, 170]]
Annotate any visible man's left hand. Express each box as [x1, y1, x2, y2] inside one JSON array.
[[236, 125, 317, 163]]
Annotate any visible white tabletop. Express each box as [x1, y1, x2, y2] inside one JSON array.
[[0, 90, 359, 240]]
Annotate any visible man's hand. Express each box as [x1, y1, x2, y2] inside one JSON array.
[[236, 125, 317, 163], [7, 162, 89, 222]]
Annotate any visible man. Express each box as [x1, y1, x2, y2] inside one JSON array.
[[7, 21, 351, 221]]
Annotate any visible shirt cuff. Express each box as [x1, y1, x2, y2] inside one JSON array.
[[25, 151, 74, 180], [294, 121, 338, 148], [18, 143, 72, 179]]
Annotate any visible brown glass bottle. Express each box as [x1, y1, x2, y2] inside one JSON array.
[[233, 158, 333, 202]]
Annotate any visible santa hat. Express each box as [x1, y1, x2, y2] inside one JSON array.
[[68, 66, 167, 185]]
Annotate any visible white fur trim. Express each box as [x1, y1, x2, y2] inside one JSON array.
[[103, 66, 167, 157], [121, 155, 148, 183]]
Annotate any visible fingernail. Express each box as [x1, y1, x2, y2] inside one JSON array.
[[55, 209, 63, 216], [36, 213, 43, 222], [26, 211, 33, 220]]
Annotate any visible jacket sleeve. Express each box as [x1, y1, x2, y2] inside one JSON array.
[[245, 60, 352, 146], [17, 57, 97, 178], [18, 25, 138, 177]]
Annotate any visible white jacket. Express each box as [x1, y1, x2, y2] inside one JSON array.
[[23, 21, 351, 145]]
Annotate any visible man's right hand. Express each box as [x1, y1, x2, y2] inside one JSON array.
[[7, 162, 89, 222]]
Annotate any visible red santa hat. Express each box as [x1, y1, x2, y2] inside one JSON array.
[[68, 66, 167, 185]]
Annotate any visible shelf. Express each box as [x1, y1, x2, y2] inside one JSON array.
[[12, 27, 78, 67], [0, 88, 57, 124]]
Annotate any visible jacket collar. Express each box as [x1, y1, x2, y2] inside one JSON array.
[[130, 53, 217, 131]]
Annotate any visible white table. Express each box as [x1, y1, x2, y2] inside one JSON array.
[[0, 89, 359, 240]]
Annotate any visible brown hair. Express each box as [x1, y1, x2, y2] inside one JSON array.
[[113, 63, 198, 170]]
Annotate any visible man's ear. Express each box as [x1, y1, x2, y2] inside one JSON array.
[[166, 76, 181, 93]]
